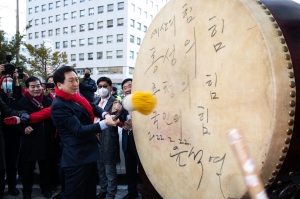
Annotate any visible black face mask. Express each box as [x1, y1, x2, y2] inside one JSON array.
[[84, 73, 90, 78]]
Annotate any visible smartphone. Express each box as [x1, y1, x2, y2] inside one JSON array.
[[16, 67, 23, 79]]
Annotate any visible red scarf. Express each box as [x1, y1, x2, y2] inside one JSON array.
[[27, 92, 44, 109], [55, 88, 94, 122]]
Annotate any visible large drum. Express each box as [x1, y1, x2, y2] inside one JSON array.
[[132, 0, 300, 198]]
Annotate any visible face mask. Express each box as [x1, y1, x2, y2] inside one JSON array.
[[84, 73, 90, 78], [98, 88, 109, 97], [2, 82, 12, 92]]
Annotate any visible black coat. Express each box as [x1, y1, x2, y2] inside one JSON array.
[[16, 95, 55, 161], [0, 98, 25, 170], [79, 78, 97, 102], [94, 96, 120, 164], [51, 96, 105, 167]]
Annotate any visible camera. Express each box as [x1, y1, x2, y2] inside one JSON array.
[[42, 83, 55, 88], [2, 52, 16, 75], [2, 52, 24, 79]]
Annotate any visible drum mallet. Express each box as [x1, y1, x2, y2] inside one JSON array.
[[227, 128, 269, 199]]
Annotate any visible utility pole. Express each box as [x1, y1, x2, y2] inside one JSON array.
[[16, 0, 20, 65]]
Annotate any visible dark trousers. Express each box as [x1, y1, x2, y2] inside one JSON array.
[[124, 142, 139, 194], [62, 162, 97, 199], [4, 134, 20, 189], [22, 159, 50, 196], [0, 169, 4, 196]]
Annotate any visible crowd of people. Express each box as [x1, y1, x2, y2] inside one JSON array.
[[0, 65, 140, 199]]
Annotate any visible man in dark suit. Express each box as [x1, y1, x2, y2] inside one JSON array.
[[16, 76, 54, 199], [51, 66, 119, 199], [121, 78, 139, 199], [94, 77, 123, 199]]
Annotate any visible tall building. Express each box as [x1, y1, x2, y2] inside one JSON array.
[[26, 0, 169, 87]]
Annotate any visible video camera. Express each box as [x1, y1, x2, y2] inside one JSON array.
[[2, 52, 23, 79], [42, 83, 55, 89]]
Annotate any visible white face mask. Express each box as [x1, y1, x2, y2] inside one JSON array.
[[98, 87, 109, 97]]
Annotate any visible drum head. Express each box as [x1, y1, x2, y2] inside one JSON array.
[[132, 0, 296, 198]]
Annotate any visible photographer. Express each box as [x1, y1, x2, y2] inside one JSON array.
[[79, 68, 97, 103], [0, 66, 24, 197]]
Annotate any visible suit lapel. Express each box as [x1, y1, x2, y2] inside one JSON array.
[[104, 97, 115, 112], [66, 100, 91, 119]]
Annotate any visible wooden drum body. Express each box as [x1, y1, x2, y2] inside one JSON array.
[[132, 0, 300, 198]]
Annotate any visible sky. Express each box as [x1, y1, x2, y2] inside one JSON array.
[[0, 0, 27, 35]]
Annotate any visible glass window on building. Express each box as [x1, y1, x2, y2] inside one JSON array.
[[56, 1, 61, 8], [137, 37, 141, 45], [117, 34, 123, 42], [130, 35, 134, 43], [42, 18, 46, 24], [71, 40, 76, 47], [150, 15, 153, 20], [63, 41, 68, 48], [97, 52, 103, 59], [55, 42, 60, 49], [97, 21, 103, 29], [72, 0, 76, 4], [28, 20, 32, 27], [79, 53, 84, 61], [118, 2, 124, 10], [71, 11, 76, 19], [106, 51, 112, 59], [49, 16, 53, 23], [117, 18, 123, 26], [137, 22, 141, 30], [80, 9, 85, 17], [130, 19, 135, 27], [144, 11, 147, 18], [28, 8, 32, 14], [88, 23, 94, 30], [49, 29, 53, 36], [63, 13, 68, 20], [49, 3, 53, 10], [132, 3, 135, 11], [130, 51, 134, 59], [117, 50, 123, 58], [35, 19, 39, 25], [129, 67, 134, 75], [42, 4, 46, 11], [35, 32, 39, 39], [88, 52, 93, 60], [80, 24, 85, 32], [107, 35, 113, 43], [35, 6, 39, 13], [97, 67, 108, 74], [88, 37, 93, 45], [107, 20, 113, 28], [108, 4, 113, 12], [64, 0, 68, 6], [71, 25, 76, 33], [56, 28, 60, 35], [42, 31, 46, 38], [28, 33, 32, 39], [144, 25, 147, 32], [71, 54, 76, 61], [63, 27, 68, 34], [56, 14, 60, 22], [79, 39, 84, 46], [98, 6, 104, 13], [138, 7, 141, 15], [97, 36, 103, 44], [89, 8, 94, 15], [35, 44, 39, 49]]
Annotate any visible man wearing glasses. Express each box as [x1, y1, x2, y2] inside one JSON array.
[[94, 77, 122, 199]]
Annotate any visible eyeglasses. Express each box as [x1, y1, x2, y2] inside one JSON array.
[[98, 84, 108, 88]]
